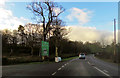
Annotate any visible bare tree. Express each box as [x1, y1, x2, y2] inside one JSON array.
[[51, 18, 69, 57], [2, 29, 12, 45], [27, 1, 65, 41], [18, 25, 25, 45], [24, 23, 43, 56], [51, 17, 69, 38], [2, 29, 17, 56], [9, 30, 18, 56]]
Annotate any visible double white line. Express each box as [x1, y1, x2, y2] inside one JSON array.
[[87, 61, 110, 77], [94, 67, 110, 76], [88, 61, 91, 65]]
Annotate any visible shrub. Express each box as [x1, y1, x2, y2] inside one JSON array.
[[2, 57, 10, 65]]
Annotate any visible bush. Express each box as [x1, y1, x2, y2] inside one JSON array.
[[2, 56, 42, 65], [2, 57, 9, 65], [49, 55, 55, 61]]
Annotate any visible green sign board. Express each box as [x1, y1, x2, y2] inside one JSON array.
[[41, 41, 49, 56]]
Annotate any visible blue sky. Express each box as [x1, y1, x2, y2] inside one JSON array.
[[5, 2, 118, 31], [59, 2, 118, 31]]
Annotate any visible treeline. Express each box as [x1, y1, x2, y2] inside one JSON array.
[[2, 28, 91, 59], [2, 28, 120, 63], [1, 29, 90, 56]]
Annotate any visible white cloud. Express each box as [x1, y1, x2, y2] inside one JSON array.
[[0, 0, 6, 7], [66, 25, 115, 45], [0, 2, 29, 30], [53, 7, 61, 16], [67, 8, 93, 25]]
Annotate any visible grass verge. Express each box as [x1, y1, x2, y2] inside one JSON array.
[[2, 56, 79, 66], [62, 56, 78, 61], [95, 56, 120, 65], [22, 56, 79, 65]]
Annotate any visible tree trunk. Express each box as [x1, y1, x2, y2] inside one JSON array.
[[39, 46, 42, 61], [9, 48, 13, 56], [31, 47, 33, 56], [43, 33, 46, 41]]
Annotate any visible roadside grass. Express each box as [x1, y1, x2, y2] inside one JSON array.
[[95, 56, 120, 65], [2, 56, 42, 65], [22, 61, 54, 65], [62, 56, 78, 61], [2, 55, 79, 65], [96, 56, 113, 62], [27, 56, 79, 65]]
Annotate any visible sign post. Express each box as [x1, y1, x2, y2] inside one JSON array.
[[41, 41, 49, 60]]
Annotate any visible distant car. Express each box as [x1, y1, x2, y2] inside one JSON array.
[[79, 53, 85, 59]]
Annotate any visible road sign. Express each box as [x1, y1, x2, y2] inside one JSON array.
[[41, 41, 49, 56]]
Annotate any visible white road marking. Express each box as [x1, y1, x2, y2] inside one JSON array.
[[52, 63, 67, 76], [94, 67, 110, 76], [58, 68, 61, 71], [52, 72, 56, 75], [88, 62, 90, 65], [93, 55, 96, 58], [62, 65, 64, 68], [103, 70, 109, 73]]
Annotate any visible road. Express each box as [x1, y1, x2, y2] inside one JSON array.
[[2, 54, 119, 78]]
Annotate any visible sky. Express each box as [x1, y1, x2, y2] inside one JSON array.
[[0, 0, 119, 44]]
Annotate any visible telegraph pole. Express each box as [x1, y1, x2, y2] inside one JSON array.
[[113, 19, 116, 63]]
